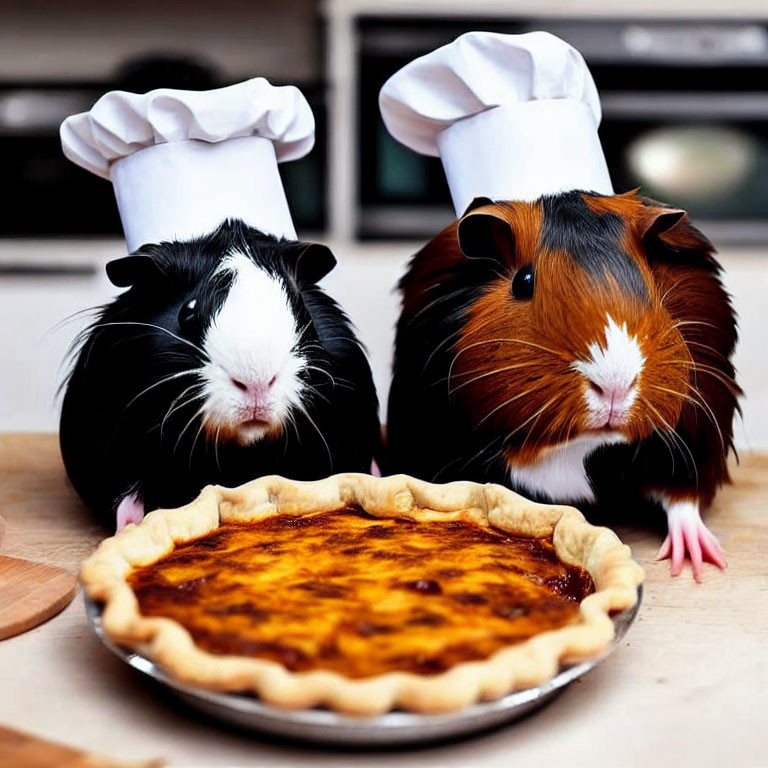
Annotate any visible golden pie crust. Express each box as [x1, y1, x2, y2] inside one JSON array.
[[80, 473, 643, 716]]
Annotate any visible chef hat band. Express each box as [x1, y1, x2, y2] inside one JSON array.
[[379, 31, 614, 216], [60, 78, 314, 251], [111, 137, 294, 251]]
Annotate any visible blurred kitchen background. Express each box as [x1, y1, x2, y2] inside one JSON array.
[[1, 0, 767, 449]]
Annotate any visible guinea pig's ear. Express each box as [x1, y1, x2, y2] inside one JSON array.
[[106, 255, 165, 288], [457, 208, 514, 263], [639, 208, 687, 241], [461, 196, 495, 216], [295, 243, 337, 285], [638, 198, 714, 252]]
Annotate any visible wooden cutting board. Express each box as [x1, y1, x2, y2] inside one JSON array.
[[0, 724, 163, 767], [0, 556, 77, 641]]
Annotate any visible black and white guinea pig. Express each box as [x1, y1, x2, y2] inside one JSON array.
[[60, 219, 380, 529], [387, 190, 741, 582]]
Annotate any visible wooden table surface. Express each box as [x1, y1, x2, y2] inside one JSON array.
[[0, 434, 766, 768]]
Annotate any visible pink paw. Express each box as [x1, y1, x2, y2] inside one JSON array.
[[655, 500, 726, 583], [116, 493, 145, 532]]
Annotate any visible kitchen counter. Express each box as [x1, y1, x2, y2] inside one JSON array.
[[0, 434, 766, 766]]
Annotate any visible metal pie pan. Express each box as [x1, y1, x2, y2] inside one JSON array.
[[84, 587, 641, 747]]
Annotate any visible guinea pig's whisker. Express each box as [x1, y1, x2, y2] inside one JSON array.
[[45, 306, 102, 341], [295, 398, 333, 470], [475, 387, 537, 429], [641, 397, 698, 482], [647, 381, 711, 461], [285, 409, 302, 449], [214, 425, 222, 471], [648, 383, 699, 407], [688, 361, 739, 389], [657, 279, 684, 309], [683, 339, 732, 363], [434, 436, 501, 480], [423, 329, 464, 377], [160, 385, 206, 440], [448, 363, 538, 395], [517, 407, 548, 457], [557, 414, 580, 448], [407, 288, 474, 325], [672, 356, 737, 383], [303, 364, 335, 387], [434, 364, 507, 385], [669, 428, 698, 483], [503, 395, 560, 446], [302, 382, 331, 406], [330, 377, 359, 391], [91, 322, 208, 359], [302, 363, 358, 393], [296, 321, 312, 340], [650, 425, 677, 475], [672, 319, 719, 332], [299, 343, 328, 357], [432, 455, 467, 481], [448, 338, 565, 394], [125, 369, 202, 411], [668, 360, 740, 394], [479, 338, 565, 358], [174, 404, 208, 455], [466, 437, 506, 474], [683, 384, 727, 452], [188, 420, 207, 469], [482, 447, 505, 471]]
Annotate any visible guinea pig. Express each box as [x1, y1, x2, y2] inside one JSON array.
[[60, 219, 380, 529], [387, 189, 740, 582]]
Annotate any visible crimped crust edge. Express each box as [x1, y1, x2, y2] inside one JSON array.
[[80, 473, 644, 716]]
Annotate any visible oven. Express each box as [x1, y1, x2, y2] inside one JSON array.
[[356, 18, 768, 243], [0, 60, 327, 238]]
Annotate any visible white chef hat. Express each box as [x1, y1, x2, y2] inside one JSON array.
[[379, 31, 613, 216], [60, 77, 314, 251]]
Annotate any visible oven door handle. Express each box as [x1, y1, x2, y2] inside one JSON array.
[[601, 92, 768, 120]]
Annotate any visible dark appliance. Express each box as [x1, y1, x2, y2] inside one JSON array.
[[0, 57, 326, 237], [357, 17, 768, 243]]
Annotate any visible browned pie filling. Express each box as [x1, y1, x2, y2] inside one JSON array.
[[129, 507, 594, 678]]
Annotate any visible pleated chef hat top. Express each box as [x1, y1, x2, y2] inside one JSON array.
[[60, 77, 314, 252], [379, 31, 613, 216]]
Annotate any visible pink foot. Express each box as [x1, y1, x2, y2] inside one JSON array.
[[370, 458, 382, 478], [115, 493, 145, 532], [655, 500, 726, 583]]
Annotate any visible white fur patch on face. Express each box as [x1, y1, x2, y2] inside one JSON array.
[[200, 251, 304, 444], [509, 432, 626, 503], [573, 315, 644, 429]]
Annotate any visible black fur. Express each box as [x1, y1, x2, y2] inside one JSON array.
[[60, 220, 380, 524], [541, 192, 648, 301], [386, 249, 507, 485]]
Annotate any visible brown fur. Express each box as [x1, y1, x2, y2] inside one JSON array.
[[390, 190, 740, 509], [455, 198, 690, 466]]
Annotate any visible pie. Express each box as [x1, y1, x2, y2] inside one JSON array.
[[80, 473, 643, 716]]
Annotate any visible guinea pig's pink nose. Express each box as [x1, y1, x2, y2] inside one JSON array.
[[588, 379, 634, 402], [587, 376, 638, 424], [230, 374, 277, 405]]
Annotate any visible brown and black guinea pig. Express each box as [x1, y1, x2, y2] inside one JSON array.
[[387, 189, 741, 581]]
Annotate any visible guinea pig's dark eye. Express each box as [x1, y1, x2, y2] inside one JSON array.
[[511, 265, 535, 300], [178, 298, 197, 333]]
